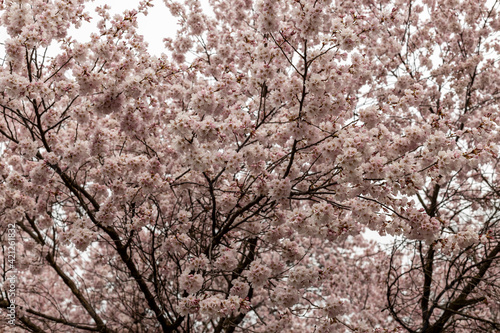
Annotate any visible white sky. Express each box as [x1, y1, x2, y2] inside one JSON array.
[[0, 0, 195, 57], [70, 0, 179, 56]]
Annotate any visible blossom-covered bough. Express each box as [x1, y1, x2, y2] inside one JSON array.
[[0, 0, 498, 332], [361, 0, 500, 331]]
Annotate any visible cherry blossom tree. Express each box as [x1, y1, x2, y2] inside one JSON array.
[[0, 0, 498, 332], [357, 0, 500, 331]]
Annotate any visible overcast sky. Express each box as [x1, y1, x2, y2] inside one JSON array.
[[70, 0, 180, 56], [0, 1, 180, 59]]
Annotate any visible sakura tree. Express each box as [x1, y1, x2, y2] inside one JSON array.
[[357, 0, 500, 331], [0, 0, 498, 332]]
